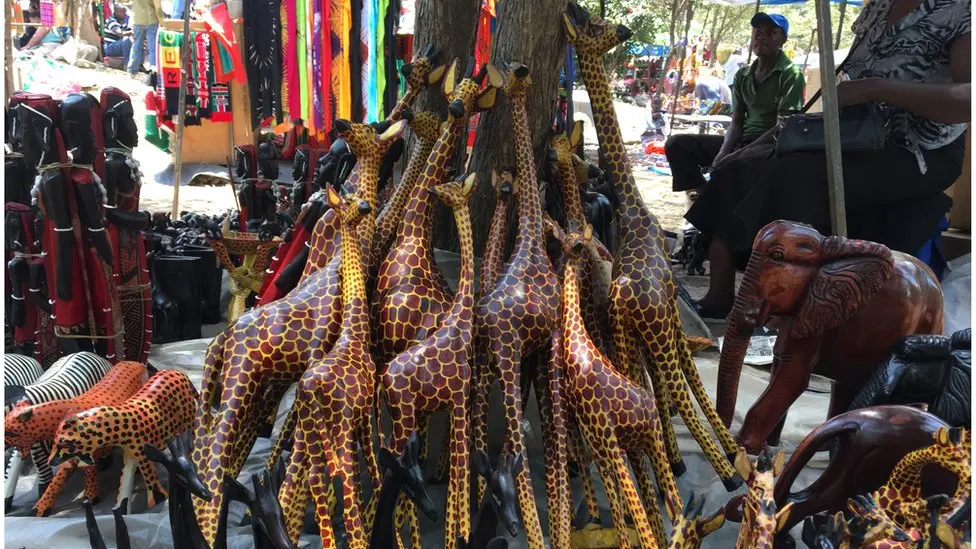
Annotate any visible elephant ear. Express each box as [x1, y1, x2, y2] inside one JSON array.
[[791, 255, 893, 340]]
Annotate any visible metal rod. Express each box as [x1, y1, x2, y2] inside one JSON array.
[[814, 0, 847, 236], [834, 0, 848, 50], [171, 9, 194, 219], [802, 27, 816, 72]]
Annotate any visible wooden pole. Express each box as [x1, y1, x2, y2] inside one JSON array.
[[815, 0, 847, 236], [746, 0, 760, 64], [668, 0, 696, 133], [170, 8, 193, 219], [802, 27, 816, 72], [5, 0, 16, 103], [834, 0, 848, 50]]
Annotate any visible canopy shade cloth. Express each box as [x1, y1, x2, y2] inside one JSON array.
[[705, 0, 863, 6]]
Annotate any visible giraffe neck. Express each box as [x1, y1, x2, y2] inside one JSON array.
[[387, 88, 418, 122], [340, 218, 369, 342], [373, 135, 438, 266], [561, 257, 587, 378], [576, 50, 646, 217], [399, 122, 464, 245], [356, 158, 382, 256], [480, 195, 510, 297], [510, 92, 545, 256], [555, 158, 586, 231], [444, 201, 474, 326]]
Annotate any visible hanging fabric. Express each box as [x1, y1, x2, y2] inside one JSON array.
[[360, 0, 375, 122], [372, 0, 385, 121], [297, 0, 309, 121], [320, 0, 333, 143], [473, 0, 495, 74], [330, 0, 352, 124], [311, 0, 326, 132], [381, 0, 401, 117], [158, 29, 183, 117], [203, 3, 245, 82], [282, 0, 299, 118], [350, 0, 363, 123]]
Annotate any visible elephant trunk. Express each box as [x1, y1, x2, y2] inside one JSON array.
[[716, 255, 769, 428]]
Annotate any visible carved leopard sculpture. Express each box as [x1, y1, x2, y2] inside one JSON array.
[[49, 369, 197, 514]]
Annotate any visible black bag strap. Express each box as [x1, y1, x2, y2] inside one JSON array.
[[800, 28, 870, 113]]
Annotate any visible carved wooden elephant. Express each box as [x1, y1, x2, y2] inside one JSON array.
[[771, 405, 956, 544], [848, 329, 970, 428], [715, 221, 944, 453]]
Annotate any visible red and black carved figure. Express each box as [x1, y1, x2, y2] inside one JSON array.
[[715, 221, 946, 454]]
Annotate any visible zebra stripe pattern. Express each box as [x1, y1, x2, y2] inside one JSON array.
[[5, 352, 112, 495], [3, 354, 44, 398]]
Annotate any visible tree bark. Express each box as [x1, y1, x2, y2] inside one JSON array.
[[428, 0, 569, 256]]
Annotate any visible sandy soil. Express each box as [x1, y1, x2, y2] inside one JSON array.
[[15, 56, 689, 232]]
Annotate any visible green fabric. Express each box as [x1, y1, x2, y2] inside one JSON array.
[[376, 0, 389, 118], [297, 0, 308, 119], [732, 50, 805, 140]]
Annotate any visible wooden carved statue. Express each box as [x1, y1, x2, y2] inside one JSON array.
[[373, 58, 501, 365], [774, 405, 956, 541], [143, 431, 214, 549], [665, 494, 726, 549], [843, 492, 944, 548], [368, 433, 438, 549], [277, 185, 380, 549], [730, 449, 794, 549], [84, 499, 131, 549], [563, 2, 741, 486], [48, 369, 196, 514], [558, 224, 681, 549], [455, 451, 524, 549], [208, 226, 282, 324], [379, 173, 477, 547], [801, 511, 851, 549], [191, 119, 407, 546], [469, 62, 560, 549], [224, 458, 293, 549], [5, 361, 148, 516], [3, 351, 112, 508], [715, 220, 945, 453]]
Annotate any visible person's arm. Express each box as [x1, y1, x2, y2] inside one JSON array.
[[718, 65, 805, 162], [23, 25, 50, 49], [105, 16, 124, 35], [154, 0, 166, 22], [837, 34, 971, 124], [713, 71, 746, 164]]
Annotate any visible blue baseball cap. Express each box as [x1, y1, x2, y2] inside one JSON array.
[[751, 13, 789, 38]]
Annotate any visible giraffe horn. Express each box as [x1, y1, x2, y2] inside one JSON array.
[[465, 57, 476, 79]]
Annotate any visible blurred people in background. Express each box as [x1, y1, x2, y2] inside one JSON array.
[[103, 2, 134, 65]]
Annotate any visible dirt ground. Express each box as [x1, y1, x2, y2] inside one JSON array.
[[15, 56, 689, 233]]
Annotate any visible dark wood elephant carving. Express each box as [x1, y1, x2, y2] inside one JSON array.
[[715, 221, 945, 453], [771, 405, 956, 546]]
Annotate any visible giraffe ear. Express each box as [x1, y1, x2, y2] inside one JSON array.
[[326, 186, 342, 209], [461, 172, 477, 197], [475, 87, 498, 112], [562, 13, 579, 42], [376, 119, 407, 143], [775, 501, 795, 532], [491, 169, 499, 191], [699, 507, 726, 536], [569, 120, 584, 148], [733, 449, 752, 481], [484, 63, 504, 89], [426, 64, 447, 86], [772, 450, 786, 478], [441, 58, 459, 99], [583, 224, 593, 241], [936, 427, 950, 446]]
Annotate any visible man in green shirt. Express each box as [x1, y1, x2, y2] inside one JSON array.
[[665, 12, 805, 193], [127, 0, 166, 76]]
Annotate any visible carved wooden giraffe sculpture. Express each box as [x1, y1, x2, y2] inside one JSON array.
[[300, 48, 446, 282], [277, 185, 380, 549], [665, 494, 726, 549], [563, 2, 741, 488], [731, 449, 794, 549], [380, 173, 477, 548], [877, 427, 971, 532], [847, 492, 926, 548], [469, 62, 560, 549], [558, 224, 682, 549], [373, 58, 502, 365], [190, 120, 406, 547], [370, 110, 445, 270]]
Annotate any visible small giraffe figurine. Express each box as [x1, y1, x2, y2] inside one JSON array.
[[190, 119, 407, 547], [563, 2, 741, 488], [877, 427, 971, 532], [373, 58, 502, 365], [558, 223, 682, 549], [300, 46, 445, 282], [370, 110, 445, 270], [277, 185, 380, 549], [731, 448, 794, 549], [666, 493, 726, 549], [480, 169, 516, 296], [801, 511, 853, 549], [847, 492, 924, 548], [469, 62, 560, 549], [380, 172, 477, 548]]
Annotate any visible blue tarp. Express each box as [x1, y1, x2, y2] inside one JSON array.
[[629, 44, 671, 57]]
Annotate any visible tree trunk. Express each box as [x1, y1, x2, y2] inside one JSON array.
[[429, 0, 569, 256]]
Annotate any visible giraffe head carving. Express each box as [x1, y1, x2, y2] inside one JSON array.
[[332, 118, 407, 167], [801, 511, 852, 549], [441, 57, 503, 123], [473, 450, 523, 537], [326, 185, 372, 228], [491, 168, 516, 198], [400, 44, 447, 92], [402, 109, 445, 143], [378, 432, 437, 521], [730, 448, 793, 547], [563, 2, 633, 57], [572, 153, 603, 186], [666, 493, 726, 549], [430, 172, 477, 209], [502, 62, 532, 97], [548, 119, 583, 168]]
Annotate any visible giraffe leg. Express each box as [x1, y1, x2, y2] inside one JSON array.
[[335, 436, 368, 549], [611, 302, 642, 386], [31, 460, 76, 517], [647, 358, 685, 478], [470, 342, 493, 504], [629, 451, 666, 547], [635, 312, 738, 487], [267, 402, 299, 472], [610, 447, 659, 549], [430, 425, 452, 485], [279, 429, 312, 543], [544, 331, 572, 549], [589, 439, 631, 549], [495, 340, 545, 549], [570, 427, 602, 525], [360, 417, 382, 541], [136, 455, 166, 509], [309, 461, 338, 549], [448, 400, 471, 545]]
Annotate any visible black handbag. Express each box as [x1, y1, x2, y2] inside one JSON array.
[[775, 33, 888, 157]]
